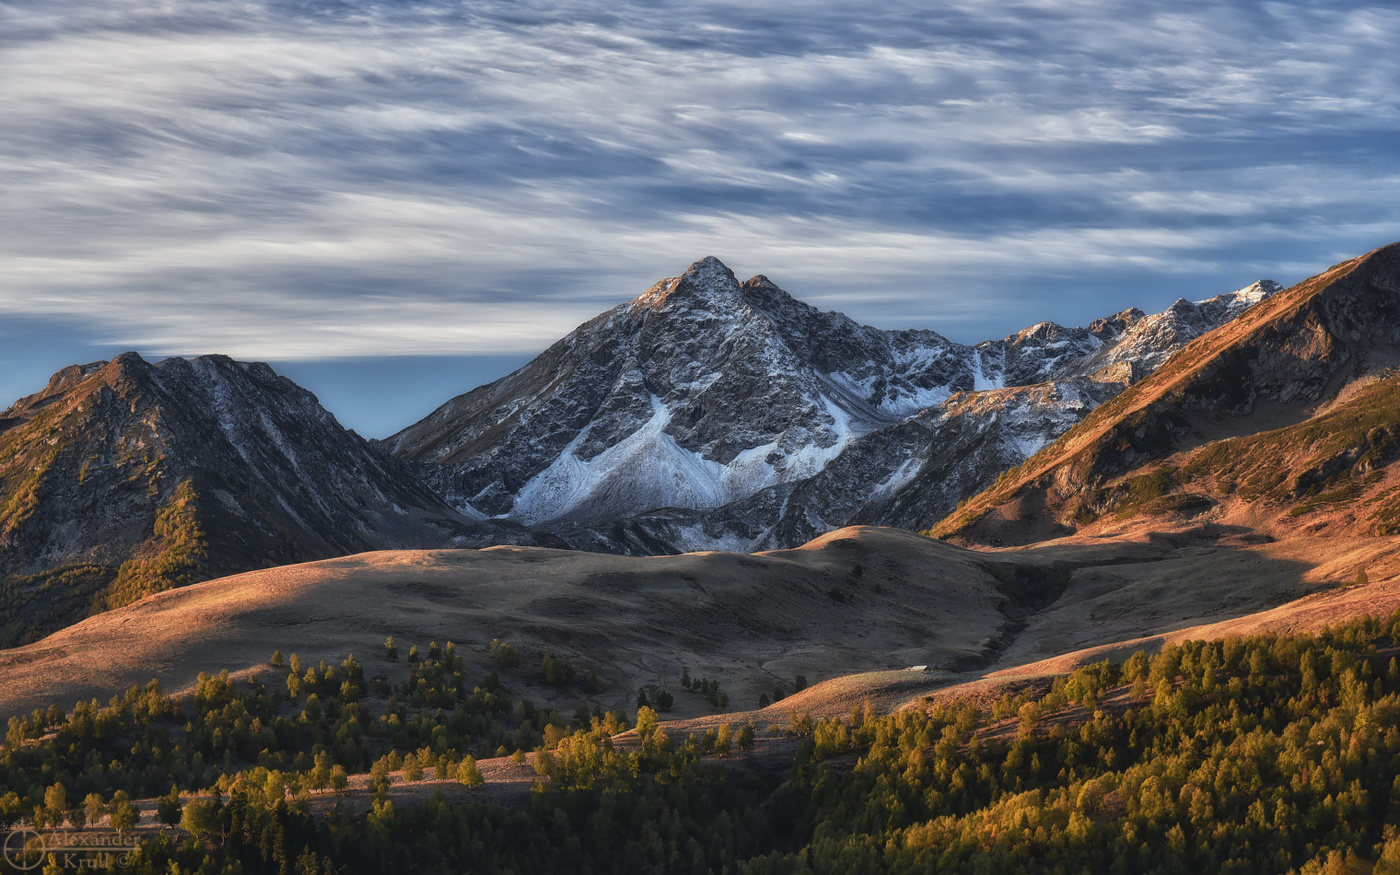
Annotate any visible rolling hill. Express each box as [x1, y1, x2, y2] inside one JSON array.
[[2, 522, 1393, 724]]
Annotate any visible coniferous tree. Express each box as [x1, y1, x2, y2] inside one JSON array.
[[457, 757, 484, 788], [179, 797, 220, 841], [109, 791, 138, 832], [82, 793, 106, 829], [156, 786, 181, 827], [40, 783, 67, 829], [636, 706, 659, 740]]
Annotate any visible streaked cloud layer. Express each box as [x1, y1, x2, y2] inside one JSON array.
[[2, 0, 1398, 365]]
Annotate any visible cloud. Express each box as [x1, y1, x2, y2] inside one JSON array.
[[0, 0, 1397, 359]]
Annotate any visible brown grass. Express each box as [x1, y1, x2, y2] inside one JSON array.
[[0, 527, 1010, 721], [4, 524, 1399, 734]]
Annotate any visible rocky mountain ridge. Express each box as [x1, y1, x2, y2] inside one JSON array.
[[389, 257, 1278, 551]]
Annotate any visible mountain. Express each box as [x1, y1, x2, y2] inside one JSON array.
[[385, 257, 972, 525], [0, 352, 547, 646], [934, 241, 1400, 545], [0, 252, 1298, 641], [389, 257, 1277, 551]]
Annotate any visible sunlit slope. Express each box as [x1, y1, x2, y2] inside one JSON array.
[[0, 353, 478, 647], [934, 241, 1400, 545]]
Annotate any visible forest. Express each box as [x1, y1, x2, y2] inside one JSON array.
[[7, 614, 1400, 873]]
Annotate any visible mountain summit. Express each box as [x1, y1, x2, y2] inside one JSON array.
[[385, 256, 975, 526]]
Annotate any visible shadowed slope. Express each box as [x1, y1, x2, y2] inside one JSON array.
[[980, 537, 1400, 680], [0, 524, 1362, 724]]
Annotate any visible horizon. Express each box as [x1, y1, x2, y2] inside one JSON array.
[[1, 256, 1313, 438], [3, 0, 1398, 435]]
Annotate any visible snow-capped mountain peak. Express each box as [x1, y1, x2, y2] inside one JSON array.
[[389, 259, 1278, 543]]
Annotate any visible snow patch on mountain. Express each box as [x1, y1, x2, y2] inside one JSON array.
[[507, 390, 862, 525]]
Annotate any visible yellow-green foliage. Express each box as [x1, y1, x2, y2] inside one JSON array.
[[1178, 375, 1400, 521], [488, 638, 522, 667], [0, 445, 61, 539], [0, 565, 115, 647], [101, 479, 209, 610], [533, 713, 634, 789], [0, 394, 122, 539], [743, 614, 1400, 874], [15, 615, 1400, 873], [1054, 374, 1400, 530]]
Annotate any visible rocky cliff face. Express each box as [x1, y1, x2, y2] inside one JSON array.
[[934, 241, 1400, 546], [0, 352, 545, 646], [390, 258, 1276, 552]]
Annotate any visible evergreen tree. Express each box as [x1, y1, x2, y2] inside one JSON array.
[[156, 786, 182, 827], [179, 797, 220, 840], [109, 791, 138, 832], [737, 722, 756, 751], [636, 706, 659, 740], [40, 783, 67, 829], [83, 793, 107, 829], [457, 757, 484, 788]]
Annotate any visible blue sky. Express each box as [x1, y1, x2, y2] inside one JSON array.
[[2, 0, 1397, 436]]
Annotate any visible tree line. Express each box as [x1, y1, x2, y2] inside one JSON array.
[[12, 615, 1400, 872]]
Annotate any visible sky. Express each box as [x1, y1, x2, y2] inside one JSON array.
[[1, 0, 1397, 437]]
